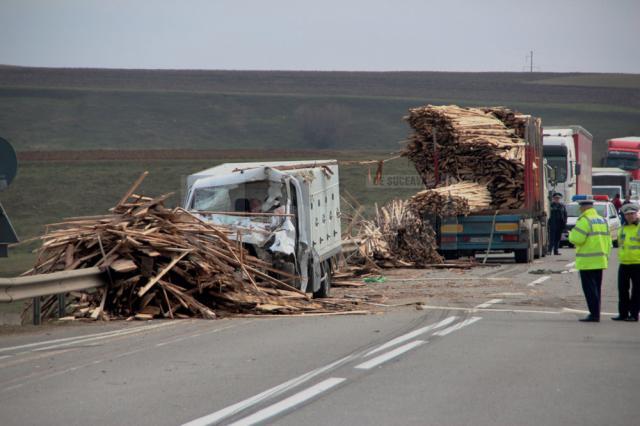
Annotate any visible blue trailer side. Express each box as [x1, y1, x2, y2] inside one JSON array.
[[439, 214, 543, 263]]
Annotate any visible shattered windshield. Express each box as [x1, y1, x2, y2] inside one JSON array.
[[192, 180, 283, 214]]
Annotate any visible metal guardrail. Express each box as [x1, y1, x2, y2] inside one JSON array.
[[0, 267, 107, 324], [0, 267, 106, 302]]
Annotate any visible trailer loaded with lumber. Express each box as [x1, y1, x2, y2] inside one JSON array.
[[401, 105, 548, 263]]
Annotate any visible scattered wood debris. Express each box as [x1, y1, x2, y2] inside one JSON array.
[[344, 199, 443, 268], [28, 175, 359, 321]]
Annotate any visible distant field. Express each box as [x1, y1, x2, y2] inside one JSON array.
[[0, 151, 419, 277], [1, 67, 639, 162], [532, 74, 640, 89]]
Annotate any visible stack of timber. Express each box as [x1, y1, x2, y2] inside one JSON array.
[[350, 199, 443, 268], [29, 179, 357, 321], [408, 181, 492, 218], [402, 105, 529, 210]]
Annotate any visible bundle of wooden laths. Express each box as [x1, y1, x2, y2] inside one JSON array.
[[402, 105, 529, 210]]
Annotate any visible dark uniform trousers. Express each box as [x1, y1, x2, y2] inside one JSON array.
[[617, 264, 640, 318], [579, 269, 603, 319]]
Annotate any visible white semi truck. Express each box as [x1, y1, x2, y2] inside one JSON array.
[[184, 160, 341, 297], [543, 126, 593, 201]]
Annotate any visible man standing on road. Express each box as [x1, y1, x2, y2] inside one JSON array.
[[613, 203, 640, 322], [569, 196, 612, 322], [548, 192, 567, 255]]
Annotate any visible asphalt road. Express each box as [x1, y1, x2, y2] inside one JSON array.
[[1, 250, 639, 426]]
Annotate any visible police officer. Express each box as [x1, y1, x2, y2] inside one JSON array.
[[568, 196, 612, 322], [613, 203, 640, 321], [548, 192, 567, 255]]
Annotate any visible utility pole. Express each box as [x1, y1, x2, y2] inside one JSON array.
[[529, 50, 534, 72]]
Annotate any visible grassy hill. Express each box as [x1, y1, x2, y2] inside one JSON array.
[[1, 67, 640, 276], [1, 67, 639, 160]]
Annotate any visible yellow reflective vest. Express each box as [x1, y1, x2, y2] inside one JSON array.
[[618, 222, 640, 265], [568, 207, 611, 270]]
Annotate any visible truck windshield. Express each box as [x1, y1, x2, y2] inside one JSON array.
[[191, 180, 280, 214], [543, 145, 568, 183], [603, 154, 640, 171]]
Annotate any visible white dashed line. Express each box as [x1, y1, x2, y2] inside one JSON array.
[[565, 261, 576, 268], [181, 354, 357, 426], [228, 378, 346, 426], [433, 317, 482, 337], [527, 275, 551, 287], [355, 340, 426, 370], [365, 316, 457, 357], [475, 299, 503, 309]]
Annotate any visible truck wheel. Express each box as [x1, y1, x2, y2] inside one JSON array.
[[514, 249, 529, 263], [313, 260, 331, 298], [442, 251, 458, 261]]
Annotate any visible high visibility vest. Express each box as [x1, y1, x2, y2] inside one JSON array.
[[568, 207, 611, 270], [618, 222, 640, 265]]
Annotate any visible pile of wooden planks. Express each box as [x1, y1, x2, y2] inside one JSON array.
[[408, 181, 492, 218], [29, 177, 356, 320], [348, 199, 443, 268], [402, 105, 528, 210]]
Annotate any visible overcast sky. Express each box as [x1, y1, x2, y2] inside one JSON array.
[[1, 0, 638, 73]]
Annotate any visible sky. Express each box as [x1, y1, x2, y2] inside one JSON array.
[[0, 0, 639, 73]]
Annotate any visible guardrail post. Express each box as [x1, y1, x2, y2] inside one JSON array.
[[57, 293, 65, 318], [32, 297, 41, 325]]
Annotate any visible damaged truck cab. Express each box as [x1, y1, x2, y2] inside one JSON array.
[[184, 161, 341, 297]]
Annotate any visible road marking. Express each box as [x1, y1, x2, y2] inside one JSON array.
[[0, 321, 180, 354], [30, 322, 180, 353], [0, 355, 11, 361], [433, 317, 482, 337], [155, 325, 234, 347], [228, 378, 346, 426], [181, 354, 358, 426], [527, 275, 550, 287], [365, 316, 457, 357], [565, 261, 576, 268], [355, 340, 426, 370], [475, 299, 503, 309]]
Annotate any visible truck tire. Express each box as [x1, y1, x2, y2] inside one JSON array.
[[442, 250, 458, 261], [313, 260, 331, 298], [515, 229, 534, 263]]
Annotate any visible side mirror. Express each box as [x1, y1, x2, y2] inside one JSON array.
[[575, 163, 581, 176]]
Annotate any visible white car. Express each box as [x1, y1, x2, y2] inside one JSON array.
[[561, 201, 620, 247]]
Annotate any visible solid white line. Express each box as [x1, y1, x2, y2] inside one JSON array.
[[0, 321, 179, 353], [0, 355, 11, 361], [433, 317, 482, 337], [365, 316, 457, 357], [31, 321, 179, 353], [565, 261, 576, 268], [475, 299, 503, 309], [181, 354, 357, 426], [527, 275, 551, 287], [355, 340, 426, 370], [228, 378, 346, 426]]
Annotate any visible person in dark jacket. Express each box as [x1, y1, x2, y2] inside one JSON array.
[[548, 192, 568, 255]]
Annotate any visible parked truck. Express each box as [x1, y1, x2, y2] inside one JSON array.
[[592, 167, 631, 201], [439, 115, 548, 263], [183, 160, 341, 297], [602, 136, 640, 180], [542, 126, 593, 201]]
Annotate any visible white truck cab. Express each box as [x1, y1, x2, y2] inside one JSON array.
[[184, 160, 341, 297]]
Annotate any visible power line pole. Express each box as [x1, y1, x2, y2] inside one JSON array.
[[529, 50, 534, 72]]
